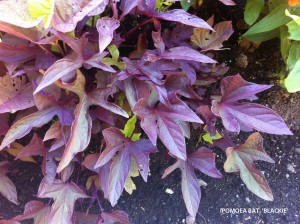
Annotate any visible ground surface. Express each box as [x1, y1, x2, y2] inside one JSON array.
[[0, 1, 300, 224]]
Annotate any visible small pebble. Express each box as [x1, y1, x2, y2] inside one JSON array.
[[287, 164, 296, 173], [165, 188, 174, 194], [235, 53, 248, 68]]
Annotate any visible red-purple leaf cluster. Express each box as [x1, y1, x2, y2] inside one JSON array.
[[0, 0, 291, 222]]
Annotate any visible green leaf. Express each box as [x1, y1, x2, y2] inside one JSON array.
[[284, 59, 300, 92], [131, 133, 141, 141], [180, 0, 196, 11], [202, 131, 222, 144], [28, 0, 55, 28], [244, 0, 265, 25], [279, 26, 291, 62], [122, 115, 137, 138], [224, 133, 275, 201], [242, 28, 280, 42], [102, 45, 125, 70], [286, 21, 300, 40], [243, 4, 291, 39], [287, 42, 300, 70]]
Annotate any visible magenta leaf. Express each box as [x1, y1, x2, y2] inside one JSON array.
[[34, 59, 81, 94], [97, 18, 120, 53], [0, 220, 20, 224], [120, 0, 141, 20], [52, 0, 105, 32], [191, 16, 234, 52], [224, 132, 275, 201], [56, 72, 127, 172], [0, 43, 37, 63], [0, 114, 9, 136], [94, 128, 157, 206], [101, 210, 130, 224], [0, 75, 34, 113], [0, 161, 18, 205], [37, 179, 88, 224], [57, 97, 92, 173], [16, 133, 45, 159], [0, 106, 73, 151], [218, 0, 236, 5], [212, 74, 293, 135], [83, 52, 116, 72], [162, 147, 221, 217], [133, 95, 202, 160], [0, 22, 49, 43], [82, 153, 111, 198], [188, 147, 222, 178], [146, 46, 216, 64], [13, 200, 51, 224], [88, 87, 129, 118], [155, 9, 214, 30], [43, 121, 67, 152], [197, 105, 217, 135], [72, 212, 101, 224]]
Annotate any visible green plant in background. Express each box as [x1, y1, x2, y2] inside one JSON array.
[[243, 0, 300, 92]]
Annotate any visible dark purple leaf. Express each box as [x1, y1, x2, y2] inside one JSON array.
[[162, 147, 221, 217], [133, 95, 202, 160], [13, 200, 51, 224], [212, 75, 293, 135], [0, 43, 37, 63], [52, 0, 105, 32], [101, 210, 130, 224], [0, 75, 34, 113], [155, 9, 214, 30], [0, 106, 73, 151], [37, 179, 88, 224], [34, 59, 81, 94], [94, 128, 156, 206], [16, 133, 45, 159], [97, 18, 120, 53], [146, 46, 216, 64], [0, 161, 18, 205], [188, 147, 222, 178], [0, 114, 9, 136], [57, 97, 92, 173], [88, 87, 129, 118], [197, 105, 217, 135], [120, 0, 141, 20]]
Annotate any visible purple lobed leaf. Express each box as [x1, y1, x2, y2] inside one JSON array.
[[52, 0, 105, 32], [120, 0, 141, 20], [212, 75, 293, 135], [34, 59, 81, 94], [94, 128, 156, 206], [133, 96, 202, 160], [0, 76, 35, 113], [188, 147, 222, 178], [97, 18, 120, 53], [154, 9, 214, 30], [0, 106, 72, 151], [57, 97, 92, 173], [146, 46, 216, 64]]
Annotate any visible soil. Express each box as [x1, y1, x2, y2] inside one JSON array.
[[0, 1, 300, 224]]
